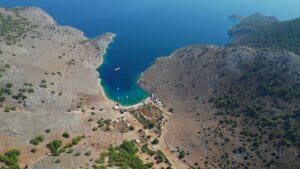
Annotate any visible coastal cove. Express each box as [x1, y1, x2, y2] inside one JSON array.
[[97, 37, 149, 106], [2, 0, 300, 106]]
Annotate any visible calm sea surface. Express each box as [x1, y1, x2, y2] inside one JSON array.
[[1, 0, 300, 105]]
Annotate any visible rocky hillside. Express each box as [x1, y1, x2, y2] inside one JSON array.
[[139, 40, 300, 168], [0, 7, 128, 169]]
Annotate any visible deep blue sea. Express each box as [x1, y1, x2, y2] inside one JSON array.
[[1, 0, 300, 105]]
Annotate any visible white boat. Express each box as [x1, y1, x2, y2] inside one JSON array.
[[114, 67, 120, 71]]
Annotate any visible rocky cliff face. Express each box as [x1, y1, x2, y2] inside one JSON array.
[[139, 45, 300, 168]]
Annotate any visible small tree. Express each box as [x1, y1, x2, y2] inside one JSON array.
[[62, 132, 70, 138], [151, 138, 159, 145]]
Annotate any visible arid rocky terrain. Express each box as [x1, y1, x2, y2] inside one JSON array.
[[1, 6, 300, 169], [139, 14, 300, 169], [0, 7, 179, 169], [0, 6, 121, 168]]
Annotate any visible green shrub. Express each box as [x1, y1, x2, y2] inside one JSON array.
[[0, 96, 5, 102], [141, 144, 155, 156], [103, 119, 112, 124], [54, 159, 61, 163], [66, 149, 73, 154], [141, 144, 168, 164], [132, 112, 154, 129], [1, 88, 11, 95], [4, 64, 10, 68], [4, 106, 10, 112], [154, 151, 166, 163], [31, 149, 36, 153], [93, 165, 107, 169], [97, 119, 105, 128], [62, 132, 70, 138], [151, 138, 159, 145], [96, 152, 107, 164], [6, 83, 13, 88], [85, 151, 91, 156], [0, 149, 21, 169], [28, 88, 34, 93], [214, 94, 240, 110], [46, 140, 63, 156], [30, 135, 44, 145], [129, 126, 135, 131], [178, 150, 186, 159], [10, 106, 16, 111], [119, 140, 138, 154], [74, 152, 81, 156], [71, 136, 82, 145], [106, 140, 151, 169]]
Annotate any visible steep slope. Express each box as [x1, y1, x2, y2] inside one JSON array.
[[139, 45, 300, 168]]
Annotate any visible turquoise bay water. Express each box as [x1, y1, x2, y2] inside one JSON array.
[[1, 0, 300, 105]]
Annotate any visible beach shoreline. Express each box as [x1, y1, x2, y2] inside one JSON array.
[[94, 33, 116, 105]]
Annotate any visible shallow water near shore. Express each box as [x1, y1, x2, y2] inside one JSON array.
[[2, 0, 300, 105]]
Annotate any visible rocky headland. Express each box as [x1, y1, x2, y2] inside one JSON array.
[[139, 14, 300, 169]]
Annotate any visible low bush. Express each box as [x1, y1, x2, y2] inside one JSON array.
[[71, 136, 82, 145], [0, 149, 21, 169], [62, 132, 70, 138], [151, 138, 159, 145], [30, 135, 44, 145], [46, 140, 63, 156]]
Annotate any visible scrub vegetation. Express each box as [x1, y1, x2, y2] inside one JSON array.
[[0, 8, 37, 45], [0, 149, 21, 169], [94, 140, 154, 169]]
